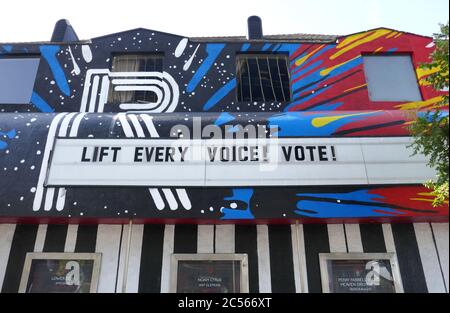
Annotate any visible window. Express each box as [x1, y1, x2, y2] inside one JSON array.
[[319, 253, 403, 293], [108, 54, 163, 104], [170, 254, 249, 293], [363, 55, 422, 102], [19, 252, 101, 293], [236, 54, 291, 102], [0, 56, 40, 104]]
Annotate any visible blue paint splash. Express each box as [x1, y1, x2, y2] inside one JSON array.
[[292, 45, 334, 68], [262, 43, 272, 51], [296, 190, 385, 203], [291, 60, 323, 81], [417, 110, 449, 122], [203, 79, 236, 111], [220, 189, 254, 220], [31, 92, 54, 112], [278, 44, 301, 56], [267, 111, 381, 136], [2, 45, 13, 53], [39, 45, 70, 96], [311, 102, 344, 111], [187, 44, 225, 93], [0, 129, 16, 150], [241, 43, 251, 52], [294, 190, 401, 218], [325, 56, 362, 77], [295, 201, 403, 218], [214, 112, 236, 126]]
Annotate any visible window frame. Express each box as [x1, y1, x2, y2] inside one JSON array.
[[0, 54, 41, 104], [170, 253, 249, 293], [319, 252, 404, 293], [107, 52, 165, 106], [235, 52, 292, 104], [362, 52, 423, 102], [18, 252, 102, 293]]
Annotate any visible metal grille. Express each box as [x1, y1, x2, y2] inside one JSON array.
[[236, 54, 291, 102]]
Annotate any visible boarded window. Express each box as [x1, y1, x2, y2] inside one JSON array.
[[363, 55, 422, 102], [0, 57, 40, 104], [108, 54, 163, 104], [236, 54, 291, 102]]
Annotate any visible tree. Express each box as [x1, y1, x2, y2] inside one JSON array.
[[410, 22, 449, 207]]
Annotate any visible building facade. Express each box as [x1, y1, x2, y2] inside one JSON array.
[[0, 17, 448, 293]]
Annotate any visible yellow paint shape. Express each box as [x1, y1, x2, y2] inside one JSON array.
[[374, 47, 384, 52], [410, 198, 434, 203], [295, 45, 325, 67], [416, 66, 440, 79], [394, 33, 403, 38], [418, 192, 435, 196], [337, 32, 370, 49], [311, 111, 380, 128], [344, 83, 367, 93], [330, 29, 392, 60], [320, 55, 361, 76], [395, 96, 444, 110], [386, 32, 398, 39], [411, 198, 449, 205], [419, 79, 432, 86]]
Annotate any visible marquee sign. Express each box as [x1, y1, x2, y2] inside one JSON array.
[[46, 137, 433, 187]]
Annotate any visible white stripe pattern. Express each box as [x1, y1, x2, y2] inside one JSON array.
[[162, 189, 178, 211], [33, 224, 48, 252], [414, 223, 447, 293], [64, 224, 78, 252], [140, 114, 159, 137], [328, 224, 347, 252], [0, 224, 16, 291], [95, 224, 122, 293], [197, 225, 214, 253], [431, 223, 449, 292], [97, 76, 110, 113], [88, 75, 100, 112], [128, 114, 145, 138], [160, 225, 175, 293], [257, 225, 271, 293], [33, 113, 67, 212], [344, 224, 363, 252], [215, 225, 235, 253]]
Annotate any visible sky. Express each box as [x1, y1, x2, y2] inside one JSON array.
[[0, 0, 449, 42]]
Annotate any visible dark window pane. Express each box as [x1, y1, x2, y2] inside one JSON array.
[[278, 58, 291, 101], [239, 59, 251, 102], [0, 57, 40, 104], [108, 54, 163, 104], [236, 54, 290, 103], [247, 58, 264, 101], [258, 58, 276, 102], [268, 58, 284, 102]]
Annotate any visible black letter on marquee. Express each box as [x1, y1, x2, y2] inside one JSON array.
[[134, 147, 144, 162], [81, 147, 90, 162], [318, 146, 328, 161]]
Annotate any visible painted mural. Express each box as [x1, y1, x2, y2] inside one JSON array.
[[0, 27, 448, 222], [0, 112, 448, 222]]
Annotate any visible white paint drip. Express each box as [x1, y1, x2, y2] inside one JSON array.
[[68, 46, 81, 75], [175, 38, 188, 58], [183, 44, 200, 71], [82, 45, 93, 63]]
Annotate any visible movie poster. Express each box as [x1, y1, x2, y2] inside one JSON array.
[[25, 259, 96, 293], [176, 260, 241, 293]]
